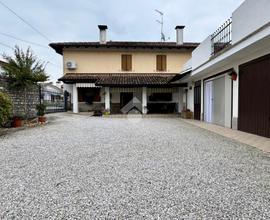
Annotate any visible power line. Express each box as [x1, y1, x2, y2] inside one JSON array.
[[0, 42, 13, 49], [0, 32, 49, 49], [0, 0, 51, 42]]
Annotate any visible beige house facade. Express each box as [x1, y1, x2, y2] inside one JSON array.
[[50, 25, 198, 114], [63, 50, 192, 74]]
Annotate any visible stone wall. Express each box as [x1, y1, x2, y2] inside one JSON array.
[[0, 77, 39, 118]]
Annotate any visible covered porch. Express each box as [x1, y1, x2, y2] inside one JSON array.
[[72, 86, 184, 114], [60, 73, 187, 115]]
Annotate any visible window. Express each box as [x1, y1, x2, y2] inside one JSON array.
[[78, 88, 101, 104], [121, 54, 132, 71], [156, 55, 167, 71]]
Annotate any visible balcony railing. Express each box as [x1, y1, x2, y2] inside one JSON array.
[[211, 18, 232, 56]]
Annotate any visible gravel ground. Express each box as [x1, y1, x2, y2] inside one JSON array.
[[0, 113, 270, 219]]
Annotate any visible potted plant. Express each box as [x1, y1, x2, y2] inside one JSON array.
[[181, 109, 193, 119], [103, 109, 110, 116], [13, 114, 25, 128], [36, 103, 46, 123]]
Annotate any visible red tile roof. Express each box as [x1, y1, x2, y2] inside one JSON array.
[[59, 73, 185, 87]]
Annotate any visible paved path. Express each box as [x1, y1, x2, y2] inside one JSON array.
[[0, 113, 270, 219], [182, 119, 270, 153]]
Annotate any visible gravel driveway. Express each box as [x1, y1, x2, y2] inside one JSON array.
[[0, 113, 270, 219]]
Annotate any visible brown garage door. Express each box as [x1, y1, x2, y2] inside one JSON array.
[[239, 54, 270, 138]]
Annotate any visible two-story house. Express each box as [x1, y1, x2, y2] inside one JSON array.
[[50, 25, 198, 114]]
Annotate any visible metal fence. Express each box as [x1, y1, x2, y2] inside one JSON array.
[[39, 87, 70, 113], [211, 18, 232, 56]]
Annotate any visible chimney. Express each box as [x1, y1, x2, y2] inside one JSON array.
[[98, 25, 108, 44], [175, 25, 185, 45]]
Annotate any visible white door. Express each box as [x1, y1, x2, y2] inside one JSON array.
[[204, 81, 213, 123], [204, 76, 226, 126], [212, 76, 225, 126]]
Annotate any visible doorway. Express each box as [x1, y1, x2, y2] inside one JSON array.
[[194, 81, 201, 120], [204, 76, 225, 126], [120, 92, 133, 109]]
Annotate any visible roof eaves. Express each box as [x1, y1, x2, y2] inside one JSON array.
[[49, 41, 199, 55]]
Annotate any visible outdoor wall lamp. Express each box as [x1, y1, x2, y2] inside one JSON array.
[[229, 69, 238, 81]]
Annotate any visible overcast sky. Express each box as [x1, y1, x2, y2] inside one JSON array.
[[0, 0, 244, 82]]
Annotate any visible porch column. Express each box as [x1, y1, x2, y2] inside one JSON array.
[[142, 87, 147, 114], [105, 87, 110, 111], [72, 84, 78, 113]]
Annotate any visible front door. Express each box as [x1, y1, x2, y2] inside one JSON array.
[[120, 92, 133, 109], [194, 81, 201, 120], [204, 77, 225, 126]]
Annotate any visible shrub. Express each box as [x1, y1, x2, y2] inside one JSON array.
[[2, 46, 48, 118], [0, 92, 12, 126], [36, 103, 46, 116]]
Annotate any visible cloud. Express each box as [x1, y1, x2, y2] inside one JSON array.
[[0, 0, 244, 82]]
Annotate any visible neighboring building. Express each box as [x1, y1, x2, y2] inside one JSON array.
[[172, 0, 270, 138], [40, 82, 64, 113], [40, 82, 63, 102], [55, 81, 64, 90], [50, 26, 198, 114]]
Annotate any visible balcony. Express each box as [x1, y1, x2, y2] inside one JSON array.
[[211, 18, 232, 56]]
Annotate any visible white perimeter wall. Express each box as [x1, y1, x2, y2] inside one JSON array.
[[232, 0, 270, 44], [191, 36, 212, 71]]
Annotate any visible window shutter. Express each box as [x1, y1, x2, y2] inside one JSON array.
[[156, 55, 162, 71], [122, 55, 127, 71], [122, 54, 132, 71], [157, 55, 166, 71], [162, 55, 167, 71], [127, 55, 132, 71]]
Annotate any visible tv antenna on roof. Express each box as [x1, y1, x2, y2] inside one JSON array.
[[155, 9, 166, 42]]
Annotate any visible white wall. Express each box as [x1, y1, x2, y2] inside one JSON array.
[[191, 36, 212, 71], [232, 0, 270, 44], [183, 58, 192, 71]]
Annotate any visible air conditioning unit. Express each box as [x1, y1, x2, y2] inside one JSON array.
[[66, 60, 77, 70]]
